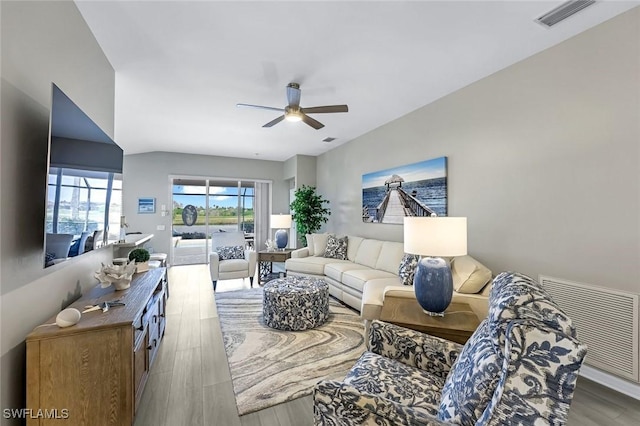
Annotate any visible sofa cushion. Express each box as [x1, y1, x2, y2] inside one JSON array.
[[354, 239, 384, 268], [324, 262, 370, 282], [219, 258, 249, 272], [342, 268, 397, 293], [312, 233, 330, 257], [344, 351, 444, 417], [438, 320, 501, 425], [346, 236, 364, 261], [285, 256, 336, 275], [398, 253, 419, 286], [375, 241, 405, 274], [324, 234, 348, 260], [451, 255, 492, 294]]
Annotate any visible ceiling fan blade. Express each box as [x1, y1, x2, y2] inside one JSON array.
[[302, 105, 349, 114], [237, 103, 284, 112], [301, 113, 324, 130], [262, 115, 285, 128], [286, 83, 301, 107]]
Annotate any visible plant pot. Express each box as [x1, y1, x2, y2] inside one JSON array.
[[135, 261, 149, 273]]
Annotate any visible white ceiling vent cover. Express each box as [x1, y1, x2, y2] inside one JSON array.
[[536, 0, 596, 27]]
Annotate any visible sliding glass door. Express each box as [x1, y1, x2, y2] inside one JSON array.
[[171, 178, 256, 266]]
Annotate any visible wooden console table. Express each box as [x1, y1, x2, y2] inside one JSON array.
[[257, 249, 294, 285], [379, 295, 480, 344], [26, 268, 167, 425]]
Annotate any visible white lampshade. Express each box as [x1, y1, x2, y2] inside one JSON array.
[[270, 214, 292, 229], [404, 217, 467, 257]]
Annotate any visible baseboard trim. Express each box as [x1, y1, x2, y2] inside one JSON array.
[[580, 365, 640, 400]]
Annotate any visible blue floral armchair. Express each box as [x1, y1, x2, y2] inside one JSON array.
[[314, 272, 587, 425]]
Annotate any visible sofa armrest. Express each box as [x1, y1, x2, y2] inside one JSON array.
[[314, 380, 450, 426], [368, 320, 462, 379], [209, 252, 220, 281], [245, 249, 257, 276], [290, 247, 309, 258]]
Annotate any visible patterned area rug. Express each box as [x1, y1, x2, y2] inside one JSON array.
[[215, 288, 366, 416]]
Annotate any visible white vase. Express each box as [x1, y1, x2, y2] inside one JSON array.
[[113, 279, 131, 291]]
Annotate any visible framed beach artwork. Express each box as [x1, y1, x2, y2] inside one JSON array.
[[137, 197, 156, 214], [362, 156, 447, 224]]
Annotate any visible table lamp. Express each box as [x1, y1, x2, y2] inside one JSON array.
[[403, 216, 467, 316], [271, 214, 292, 250]]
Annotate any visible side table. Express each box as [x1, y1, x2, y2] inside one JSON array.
[[257, 249, 294, 285], [379, 295, 481, 344]]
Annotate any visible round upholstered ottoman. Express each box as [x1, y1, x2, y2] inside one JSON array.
[[263, 276, 330, 331]]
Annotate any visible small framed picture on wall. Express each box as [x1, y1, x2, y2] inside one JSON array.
[[138, 197, 156, 214]]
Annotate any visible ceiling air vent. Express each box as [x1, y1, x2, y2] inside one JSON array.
[[322, 137, 336, 143], [536, 0, 596, 27]]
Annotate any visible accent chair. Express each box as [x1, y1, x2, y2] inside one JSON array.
[[45, 233, 74, 259], [209, 231, 257, 291], [313, 272, 587, 425]]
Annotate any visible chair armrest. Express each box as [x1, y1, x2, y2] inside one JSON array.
[[245, 249, 257, 276], [368, 320, 463, 379], [314, 380, 451, 426], [209, 252, 220, 280], [291, 247, 309, 258]]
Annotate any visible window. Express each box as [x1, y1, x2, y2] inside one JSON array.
[[46, 167, 122, 242]]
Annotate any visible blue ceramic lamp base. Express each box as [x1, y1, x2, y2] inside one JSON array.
[[275, 229, 289, 250], [413, 256, 453, 316]]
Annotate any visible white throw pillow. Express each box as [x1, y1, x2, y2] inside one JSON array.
[[312, 233, 330, 257], [306, 234, 315, 256], [451, 255, 492, 294]]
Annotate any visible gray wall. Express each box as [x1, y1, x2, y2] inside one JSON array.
[[0, 1, 116, 420], [122, 152, 290, 255], [317, 8, 639, 294]]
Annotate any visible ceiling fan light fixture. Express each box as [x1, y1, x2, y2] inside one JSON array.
[[284, 107, 303, 122]]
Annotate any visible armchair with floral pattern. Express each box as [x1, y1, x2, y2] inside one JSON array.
[[314, 272, 587, 425]]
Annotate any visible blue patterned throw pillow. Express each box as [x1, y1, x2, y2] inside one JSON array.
[[398, 253, 419, 285], [324, 235, 348, 260], [216, 245, 244, 260]]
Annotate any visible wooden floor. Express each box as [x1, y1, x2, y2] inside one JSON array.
[[134, 265, 640, 426]]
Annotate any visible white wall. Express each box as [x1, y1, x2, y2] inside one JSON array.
[[0, 1, 116, 421], [122, 152, 291, 255], [317, 8, 639, 294]]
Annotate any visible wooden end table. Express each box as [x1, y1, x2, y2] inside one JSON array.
[[257, 249, 294, 285], [379, 295, 481, 344]]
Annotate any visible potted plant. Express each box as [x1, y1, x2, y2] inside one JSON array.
[[290, 185, 331, 247], [128, 248, 151, 273]]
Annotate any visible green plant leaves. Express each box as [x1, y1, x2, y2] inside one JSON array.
[[290, 185, 331, 246]]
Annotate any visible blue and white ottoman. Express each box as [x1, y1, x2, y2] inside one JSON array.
[[263, 276, 330, 331]]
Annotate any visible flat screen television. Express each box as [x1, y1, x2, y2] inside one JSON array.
[[44, 83, 124, 268]]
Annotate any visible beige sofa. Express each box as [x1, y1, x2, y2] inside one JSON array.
[[284, 233, 493, 322]]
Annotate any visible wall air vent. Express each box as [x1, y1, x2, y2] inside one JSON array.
[[322, 137, 336, 143], [536, 0, 596, 27]]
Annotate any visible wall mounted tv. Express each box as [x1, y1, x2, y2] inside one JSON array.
[[44, 83, 124, 268]]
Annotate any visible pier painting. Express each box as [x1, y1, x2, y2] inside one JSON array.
[[362, 157, 447, 224]]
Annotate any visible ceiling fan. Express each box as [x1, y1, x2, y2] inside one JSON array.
[[237, 82, 348, 130]]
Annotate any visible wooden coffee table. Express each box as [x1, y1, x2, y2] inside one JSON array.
[[379, 295, 481, 344]]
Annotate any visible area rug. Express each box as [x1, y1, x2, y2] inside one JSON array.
[[215, 288, 366, 416]]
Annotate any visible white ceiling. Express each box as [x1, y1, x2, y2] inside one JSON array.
[[75, 1, 638, 161]]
